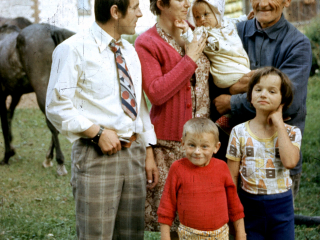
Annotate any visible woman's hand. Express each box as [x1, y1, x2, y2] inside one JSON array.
[[174, 19, 189, 34], [185, 33, 207, 62]]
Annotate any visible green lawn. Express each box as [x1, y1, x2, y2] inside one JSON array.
[[0, 75, 320, 239]]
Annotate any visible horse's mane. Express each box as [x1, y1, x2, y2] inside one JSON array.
[[38, 23, 75, 47], [8, 17, 32, 29], [0, 24, 20, 34]]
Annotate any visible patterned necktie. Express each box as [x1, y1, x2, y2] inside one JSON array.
[[110, 40, 137, 120]]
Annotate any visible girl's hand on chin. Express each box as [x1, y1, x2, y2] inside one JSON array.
[[267, 104, 284, 126]]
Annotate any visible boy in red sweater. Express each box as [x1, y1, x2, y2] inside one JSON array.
[[157, 118, 246, 240]]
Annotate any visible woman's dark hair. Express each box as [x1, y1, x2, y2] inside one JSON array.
[[247, 66, 294, 111], [150, 0, 171, 15], [95, 0, 129, 24]]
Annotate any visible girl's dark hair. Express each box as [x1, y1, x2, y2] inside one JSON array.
[[150, 0, 171, 15], [95, 0, 129, 24], [247, 66, 294, 111]]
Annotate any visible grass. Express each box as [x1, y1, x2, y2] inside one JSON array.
[[0, 76, 320, 239]]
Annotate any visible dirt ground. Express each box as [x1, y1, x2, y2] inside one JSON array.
[[6, 92, 39, 109]]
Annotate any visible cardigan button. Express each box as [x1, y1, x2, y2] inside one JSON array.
[[187, 103, 191, 108], [187, 86, 191, 91]]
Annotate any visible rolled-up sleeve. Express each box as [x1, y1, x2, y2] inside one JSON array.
[[138, 92, 157, 146], [46, 43, 93, 142]]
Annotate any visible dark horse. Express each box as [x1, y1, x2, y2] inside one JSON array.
[[0, 21, 74, 175], [0, 18, 32, 168], [0, 17, 32, 29], [0, 24, 33, 166]]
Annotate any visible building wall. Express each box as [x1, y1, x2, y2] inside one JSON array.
[[39, 0, 82, 32], [284, 0, 318, 23], [0, 0, 155, 33], [225, 0, 243, 18], [0, 0, 35, 22]]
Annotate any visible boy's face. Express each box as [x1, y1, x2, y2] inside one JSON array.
[[251, 74, 282, 112], [192, 2, 218, 28], [182, 132, 221, 167]]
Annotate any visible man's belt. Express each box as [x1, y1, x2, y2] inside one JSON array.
[[120, 134, 137, 148], [80, 133, 137, 148]]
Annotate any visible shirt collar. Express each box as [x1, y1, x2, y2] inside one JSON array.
[[246, 14, 287, 40], [90, 22, 123, 53]]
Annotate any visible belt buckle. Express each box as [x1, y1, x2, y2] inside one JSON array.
[[120, 134, 137, 148]]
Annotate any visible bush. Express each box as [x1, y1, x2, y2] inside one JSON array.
[[305, 17, 320, 76], [122, 34, 139, 45]]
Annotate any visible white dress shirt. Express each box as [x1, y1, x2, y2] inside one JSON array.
[[46, 22, 156, 146]]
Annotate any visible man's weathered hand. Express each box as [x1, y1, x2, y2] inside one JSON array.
[[213, 94, 232, 115], [145, 147, 159, 189], [98, 129, 121, 155], [229, 70, 256, 95]]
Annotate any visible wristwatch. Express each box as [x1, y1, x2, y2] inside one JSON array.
[[91, 126, 104, 144]]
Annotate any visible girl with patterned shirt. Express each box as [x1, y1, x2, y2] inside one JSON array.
[[227, 67, 301, 240]]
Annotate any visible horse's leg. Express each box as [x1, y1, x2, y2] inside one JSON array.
[[0, 93, 15, 165], [45, 118, 67, 176], [7, 93, 22, 141], [42, 136, 54, 168], [18, 27, 67, 176]]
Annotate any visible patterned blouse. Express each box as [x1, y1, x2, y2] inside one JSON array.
[[226, 121, 302, 195]]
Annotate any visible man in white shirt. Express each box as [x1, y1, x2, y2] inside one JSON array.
[[46, 0, 158, 239]]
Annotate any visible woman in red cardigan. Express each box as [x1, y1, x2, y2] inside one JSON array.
[[135, 0, 211, 237]]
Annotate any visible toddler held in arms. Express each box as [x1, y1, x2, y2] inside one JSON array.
[[175, 0, 254, 133], [176, 0, 254, 89], [157, 118, 246, 240], [227, 67, 301, 240]]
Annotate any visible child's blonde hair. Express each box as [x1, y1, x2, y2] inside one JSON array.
[[182, 118, 219, 143]]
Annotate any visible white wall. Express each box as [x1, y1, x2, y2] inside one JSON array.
[[0, 0, 156, 34], [0, 0, 34, 22], [137, 0, 156, 34]]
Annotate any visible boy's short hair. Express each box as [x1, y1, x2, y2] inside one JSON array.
[[247, 66, 294, 111], [150, 0, 171, 15], [95, 0, 129, 24], [182, 118, 219, 143]]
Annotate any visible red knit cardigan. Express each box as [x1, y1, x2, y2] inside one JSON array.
[[135, 25, 198, 141]]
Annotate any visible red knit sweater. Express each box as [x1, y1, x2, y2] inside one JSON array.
[[135, 25, 198, 141], [157, 158, 244, 231]]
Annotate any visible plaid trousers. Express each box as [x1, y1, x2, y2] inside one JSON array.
[[70, 138, 146, 240]]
